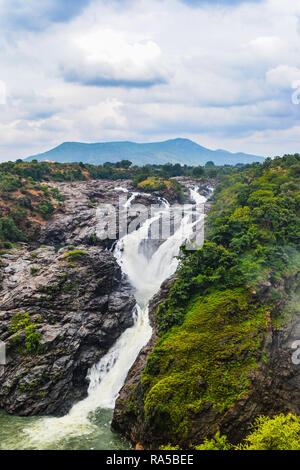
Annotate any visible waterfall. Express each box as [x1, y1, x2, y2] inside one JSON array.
[[124, 192, 140, 208], [14, 187, 207, 449], [190, 186, 207, 206]]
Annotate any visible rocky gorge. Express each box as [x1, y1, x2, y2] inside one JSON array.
[[0, 177, 211, 420], [4, 171, 298, 451], [0, 178, 158, 417], [0, 245, 136, 416]]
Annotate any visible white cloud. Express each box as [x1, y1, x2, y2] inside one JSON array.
[[78, 99, 126, 127], [266, 65, 300, 90], [0, 81, 6, 105], [247, 35, 283, 55], [61, 28, 169, 87], [1, 0, 300, 160]]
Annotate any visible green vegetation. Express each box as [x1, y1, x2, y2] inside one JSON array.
[[159, 444, 181, 450], [194, 414, 300, 450], [30, 266, 41, 276], [195, 432, 233, 450], [38, 200, 55, 220], [0, 163, 67, 248], [138, 177, 171, 192], [63, 249, 88, 264], [137, 177, 184, 200], [9, 313, 42, 354], [161, 414, 300, 450], [143, 289, 268, 439], [0, 216, 24, 243], [236, 413, 300, 450], [140, 153, 300, 446], [0, 158, 238, 249], [1, 159, 237, 185]]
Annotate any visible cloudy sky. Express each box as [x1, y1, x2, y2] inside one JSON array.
[[0, 0, 300, 161]]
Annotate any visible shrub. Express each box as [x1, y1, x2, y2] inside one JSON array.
[[63, 249, 88, 264], [138, 177, 166, 192], [38, 200, 54, 220], [192, 166, 204, 177], [0, 216, 24, 242], [30, 266, 40, 276], [238, 414, 300, 450], [143, 289, 268, 440], [17, 196, 32, 209], [195, 432, 233, 450], [9, 313, 42, 354]]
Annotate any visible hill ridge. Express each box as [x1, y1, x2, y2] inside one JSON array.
[[25, 138, 264, 166]]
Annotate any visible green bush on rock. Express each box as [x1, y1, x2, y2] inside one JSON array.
[[161, 414, 300, 450], [63, 249, 88, 264], [195, 432, 233, 450], [237, 414, 300, 450], [9, 313, 42, 354]]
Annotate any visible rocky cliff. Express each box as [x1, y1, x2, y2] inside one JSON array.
[[112, 268, 300, 449], [0, 177, 189, 417], [0, 245, 136, 416], [38, 178, 185, 248], [38, 179, 133, 248], [0, 179, 144, 416]]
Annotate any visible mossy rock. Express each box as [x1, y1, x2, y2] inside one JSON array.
[[142, 288, 269, 440]]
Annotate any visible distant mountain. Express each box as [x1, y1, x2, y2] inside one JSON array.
[[24, 138, 264, 166]]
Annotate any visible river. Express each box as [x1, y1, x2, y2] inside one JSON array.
[[0, 187, 207, 450]]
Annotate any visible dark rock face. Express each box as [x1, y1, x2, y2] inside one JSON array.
[[39, 179, 135, 248], [38, 180, 174, 249], [0, 245, 135, 416]]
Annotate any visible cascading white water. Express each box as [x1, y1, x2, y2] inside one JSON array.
[[190, 186, 207, 206], [9, 187, 207, 450], [124, 192, 140, 208]]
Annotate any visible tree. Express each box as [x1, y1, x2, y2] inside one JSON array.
[[115, 160, 132, 169], [0, 216, 24, 242], [192, 166, 204, 177], [39, 200, 54, 220]]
